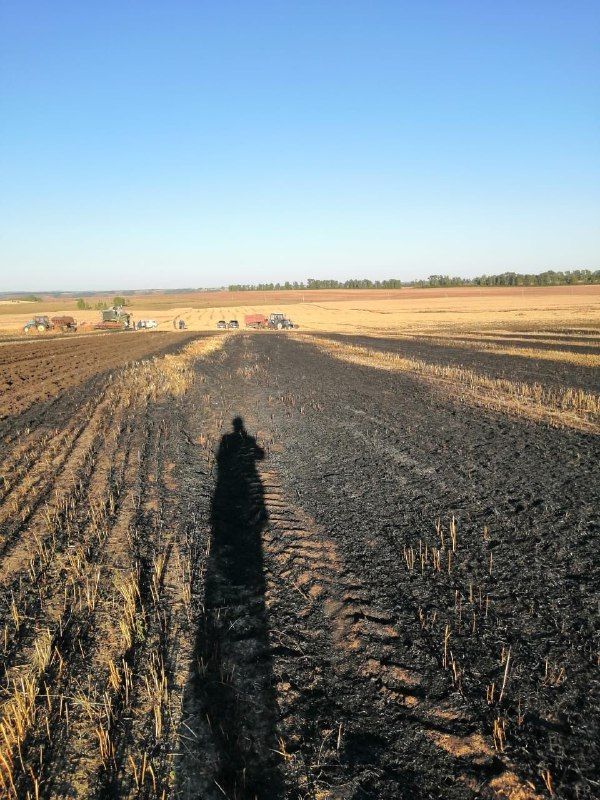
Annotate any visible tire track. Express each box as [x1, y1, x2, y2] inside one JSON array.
[[257, 462, 541, 799]]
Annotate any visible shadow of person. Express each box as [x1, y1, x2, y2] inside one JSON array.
[[202, 416, 283, 798]]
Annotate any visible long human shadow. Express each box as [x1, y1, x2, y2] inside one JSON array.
[[202, 416, 283, 799]]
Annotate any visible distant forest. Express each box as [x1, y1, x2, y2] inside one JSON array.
[[228, 269, 600, 291]]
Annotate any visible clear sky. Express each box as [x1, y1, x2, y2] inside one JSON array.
[[1, 1, 598, 291]]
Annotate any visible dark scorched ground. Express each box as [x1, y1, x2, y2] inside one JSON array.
[[173, 333, 598, 800]]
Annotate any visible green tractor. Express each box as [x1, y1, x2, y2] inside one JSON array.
[[267, 312, 297, 330], [23, 315, 52, 333]]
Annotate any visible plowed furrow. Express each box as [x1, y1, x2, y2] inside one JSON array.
[[109, 407, 176, 798], [0, 383, 121, 565], [0, 382, 112, 526], [0, 398, 149, 799], [15, 411, 151, 799], [0, 391, 139, 687]]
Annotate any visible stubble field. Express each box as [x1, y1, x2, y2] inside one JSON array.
[[1, 285, 599, 336], [0, 302, 598, 799]]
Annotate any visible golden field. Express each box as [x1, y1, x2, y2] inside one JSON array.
[[1, 285, 599, 336]]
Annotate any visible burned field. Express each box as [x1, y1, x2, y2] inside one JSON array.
[[318, 333, 600, 394], [0, 330, 598, 799]]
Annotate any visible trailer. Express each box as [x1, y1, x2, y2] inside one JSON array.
[[244, 314, 268, 329], [51, 316, 78, 332]]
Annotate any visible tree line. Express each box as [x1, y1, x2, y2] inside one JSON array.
[[76, 295, 129, 310], [415, 269, 600, 287], [228, 278, 404, 291], [228, 269, 599, 292]]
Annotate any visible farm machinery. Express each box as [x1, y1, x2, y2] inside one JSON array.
[[94, 306, 132, 331], [244, 312, 298, 330], [23, 315, 77, 333]]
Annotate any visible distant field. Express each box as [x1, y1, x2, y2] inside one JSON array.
[[1, 285, 599, 335]]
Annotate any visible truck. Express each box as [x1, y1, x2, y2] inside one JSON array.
[[243, 312, 298, 330], [23, 315, 77, 333], [94, 306, 132, 331]]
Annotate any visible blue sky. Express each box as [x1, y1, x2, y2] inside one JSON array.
[[1, 1, 598, 290]]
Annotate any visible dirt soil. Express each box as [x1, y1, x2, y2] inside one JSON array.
[[0, 332, 597, 800], [0, 331, 203, 420]]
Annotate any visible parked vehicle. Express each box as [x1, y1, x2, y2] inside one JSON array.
[[23, 315, 77, 333], [216, 320, 228, 329], [228, 319, 239, 329]]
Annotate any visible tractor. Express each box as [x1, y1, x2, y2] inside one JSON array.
[[267, 312, 297, 329], [23, 315, 52, 333], [23, 315, 77, 333]]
